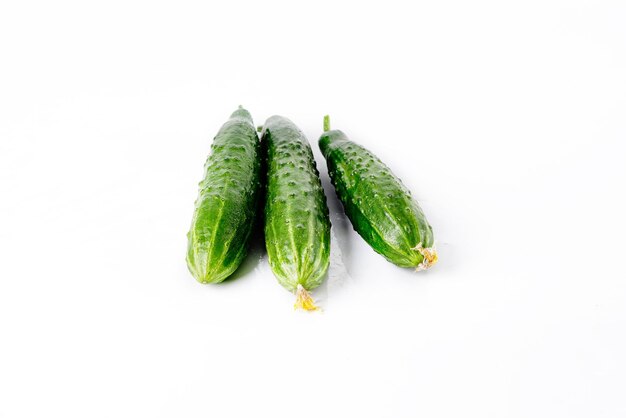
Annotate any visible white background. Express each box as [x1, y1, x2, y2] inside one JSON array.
[[1, 0, 625, 417]]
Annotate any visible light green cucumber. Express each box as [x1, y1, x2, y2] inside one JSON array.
[[262, 116, 330, 310]]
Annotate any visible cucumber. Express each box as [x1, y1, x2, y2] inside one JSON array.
[[262, 116, 331, 310], [186, 106, 261, 284], [318, 116, 437, 270]]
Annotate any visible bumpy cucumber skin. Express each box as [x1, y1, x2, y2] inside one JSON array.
[[263, 116, 331, 292], [319, 130, 434, 268], [186, 107, 261, 284]]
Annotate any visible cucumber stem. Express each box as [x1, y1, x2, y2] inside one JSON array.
[[294, 284, 320, 311], [323, 115, 330, 132]]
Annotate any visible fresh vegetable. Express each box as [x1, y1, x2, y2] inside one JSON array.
[[318, 116, 437, 270], [262, 116, 331, 310], [186, 106, 262, 283]]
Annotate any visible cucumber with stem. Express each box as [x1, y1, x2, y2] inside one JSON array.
[[318, 116, 437, 270], [262, 116, 331, 310], [186, 106, 262, 283]]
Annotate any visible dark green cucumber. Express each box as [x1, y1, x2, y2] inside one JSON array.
[[186, 107, 261, 283], [319, 116, 437, 270], [262, 116, 330, 310]]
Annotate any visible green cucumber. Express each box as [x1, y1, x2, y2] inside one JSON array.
[[186, 106, 261, 283], [318, 116, 437, 270], [262, 116, 331, 310]]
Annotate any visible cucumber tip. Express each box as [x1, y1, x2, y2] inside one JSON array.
[[412, 243, 438, 271], [294, 284, 320, 311]]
